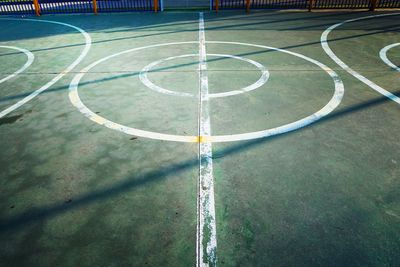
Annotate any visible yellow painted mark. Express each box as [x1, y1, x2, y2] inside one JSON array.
[[197, 136, 213, 143]]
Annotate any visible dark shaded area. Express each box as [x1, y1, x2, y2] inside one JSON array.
[[1, 89, 399, 233], [0, 109, 31, 125], [0, 114, 23, 125]]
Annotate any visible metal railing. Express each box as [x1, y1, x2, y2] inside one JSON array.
[[212, 0, 400, 11], [0, 0, 156, 15], [0, 0, 399, 15]]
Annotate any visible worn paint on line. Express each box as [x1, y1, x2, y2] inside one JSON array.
[[197, 12, 217, 267]]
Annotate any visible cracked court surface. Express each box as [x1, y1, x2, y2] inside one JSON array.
[[0, 10, 400, 266]]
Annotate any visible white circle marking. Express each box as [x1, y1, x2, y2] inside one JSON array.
[[379, 43, 400, 72], [69, 41, 344, 143], [139, 53, 270, 98], [321, 13, 400, 105]]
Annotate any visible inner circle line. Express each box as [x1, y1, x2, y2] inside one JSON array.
[[139, 53, 270, 98], [379, 43, 400, 72], [0, 46, 34, 84]]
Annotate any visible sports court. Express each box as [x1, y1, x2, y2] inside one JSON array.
[[0, 4, 399, 267]]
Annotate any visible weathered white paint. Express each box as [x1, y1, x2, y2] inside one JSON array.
[[69, 41, 198, 143], [197, 12, 217, 267]]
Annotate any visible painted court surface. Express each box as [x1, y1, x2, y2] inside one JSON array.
[[0, 10, 400, 266]]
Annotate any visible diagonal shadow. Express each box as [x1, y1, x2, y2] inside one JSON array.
[[0, 10, 392, 58], [0, 25, 399, 105], [0, 89, 399, 233]]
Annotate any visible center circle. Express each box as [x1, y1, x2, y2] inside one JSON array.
[[69, 41, 344, 143], [139, 53, 270, 98]]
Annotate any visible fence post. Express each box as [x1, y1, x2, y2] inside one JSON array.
[[308, 0, 314, 11], [33, 0, 41, 16], [93, 0, 98, 14], [246, 0, 250, 13], [369, 0, 377, 11], [154, 0, 158, 12], [215, 0, 219, 13]]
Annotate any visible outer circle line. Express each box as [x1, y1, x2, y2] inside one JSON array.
[[0, 18, 92, 119], [321, 13, 400, 105], [69, 41, 344, 143], [207, 41, 344, 142], [0, 46, 34, 84], [69, 42, 199, 143]]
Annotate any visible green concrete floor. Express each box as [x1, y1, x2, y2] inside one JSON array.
[[0, 10, 399, 266]]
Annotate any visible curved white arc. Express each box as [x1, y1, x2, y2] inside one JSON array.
[[70, 41, 343, 143], [380, 43, 400, 72], [82, 42, 198, 74], [197, 12, 217, 267], [0, 46, 34, 84], [321, 13, 400, 105], [208, 53, 269, 98], [139, 53, 196, 97], [0, 18, 92, 118], [212, 92, 342, 142], [206, 41, 344, 142], [69, 73, 196, 143], [139, 53, 269, 98]]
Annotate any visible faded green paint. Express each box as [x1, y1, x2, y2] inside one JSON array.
[[0, 10, 400, 267]]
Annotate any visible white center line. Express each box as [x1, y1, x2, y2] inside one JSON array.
[[197, 12, 217, 267]]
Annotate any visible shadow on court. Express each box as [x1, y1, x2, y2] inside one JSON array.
[[1, 10, 400, 266], [0, 22, 399, 105], [1, 88, 399, 233]]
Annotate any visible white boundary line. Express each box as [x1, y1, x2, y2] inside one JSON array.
[[70, 41, 344, 143], [321, 13, 400, 105], [0, 18, 92, 118], [0, 46, 34, 84], [197, 12, 217, 267], [139, 53, 269, 98], [379, 43, 400, 72]]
